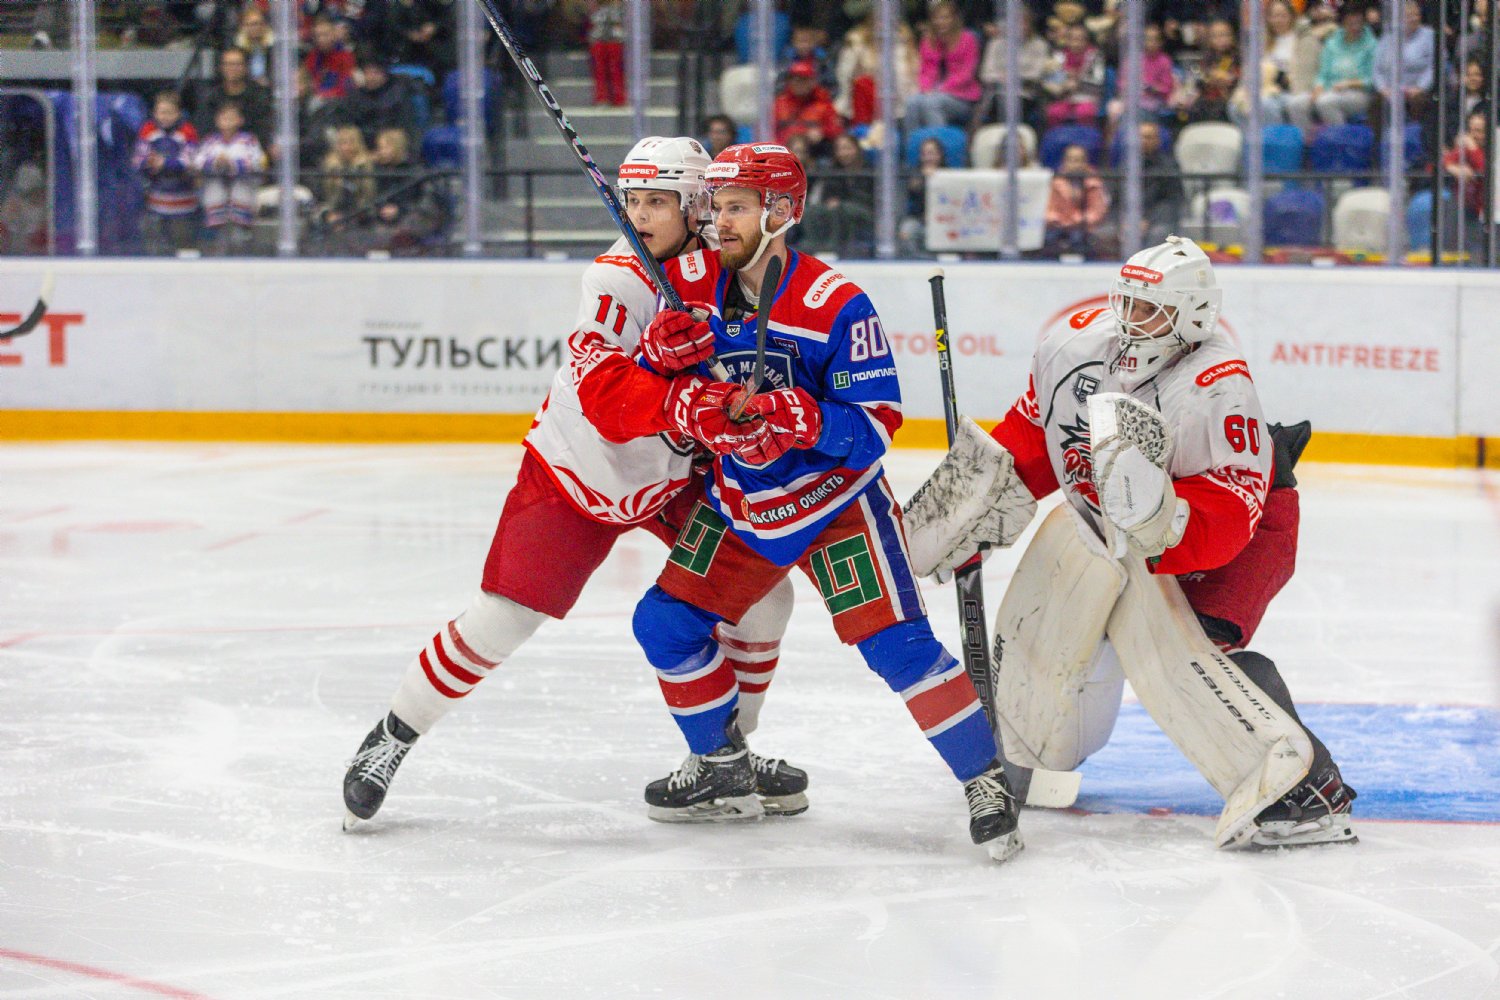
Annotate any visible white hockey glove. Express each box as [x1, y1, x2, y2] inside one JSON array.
[[903, 416, 1037, 581], [1087, 393, 1189, 559]]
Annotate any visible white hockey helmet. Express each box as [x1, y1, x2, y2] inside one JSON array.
[[1108, 235, 1223, 355], [617, 135, 713, 225]]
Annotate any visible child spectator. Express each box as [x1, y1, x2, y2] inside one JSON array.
[[236, 6, 275, 87], [836, 13, 918, 126], [1106, 22, 1177, 132], [1044, 142, 1110, 258], [782, 24, 837, 93], [1043, 21, 1105, 128], [907, 1, 983, 128], [1173, 18, 1240, 124], [317, 125, 376, 254], [587, 0, 626, 106], [195, 101, 267, 254], [1288, 1, 1375, 130], [773, 59, 843, 159], [366, 127, 447, 254], [978, 7, 1051, 131], [0, 163, 50, 255], [900, 134, 948, 255], [191, 47, 275, 151], [306, 15, 357, 100], [1442, 109, 1488, 257], [134, 90, 200, 256]]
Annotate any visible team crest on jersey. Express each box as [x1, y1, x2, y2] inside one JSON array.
[[1072, 373, 1099, 403], [1057, 416, 1099, 510], [717, 349, 795, 391], [772, 336, 801, 357]]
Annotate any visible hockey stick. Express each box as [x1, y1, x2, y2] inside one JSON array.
[[729, 253, 782, 420], [927, 269, 1080, 809], [0, 273, 55, 340], [471, 0, 732, 379]]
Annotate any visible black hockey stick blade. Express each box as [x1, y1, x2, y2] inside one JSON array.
[[730, 253, 782, 421], [0, 272, 55, 340]]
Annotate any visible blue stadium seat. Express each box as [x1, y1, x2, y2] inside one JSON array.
[[734, 124, 754, 144], [1404, 188, 1453, 250], [734, 11, 790, 65], [1260, 123, 1304, 172], [1378, 122, 1428, 169], [1308, 124, 1375, 173], [904, 125, 968, 169], [1264, 188, 1325, 246], [1040, 123, 1103, 170], [421, 125, 462, 168], [391, 64, 436, 133], [442, 69, 502, 134]]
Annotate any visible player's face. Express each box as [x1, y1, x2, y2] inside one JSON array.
[[624, 188, 688, 260], [1125, 296, 1177, 338], [713, 187, 765, 270]]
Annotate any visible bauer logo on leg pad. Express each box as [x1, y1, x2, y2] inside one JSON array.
[[809, 535, 884, 614], [668, 503, 727, 577]]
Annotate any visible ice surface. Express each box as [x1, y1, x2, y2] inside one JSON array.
[[1, 444, 1497, 999]]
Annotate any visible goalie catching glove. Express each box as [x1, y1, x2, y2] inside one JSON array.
[[903, 416, 1038, 580], [1086, 392, 1189, 559]]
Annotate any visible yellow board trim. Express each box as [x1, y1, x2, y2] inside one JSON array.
[[0, 411, 1495, 468]]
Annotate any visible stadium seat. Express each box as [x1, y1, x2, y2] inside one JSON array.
[[719, 65, 760, 125], [1260, 123, 1304, 172], [1038, 123, 1103, 170], [421, 125, 462, 169], [971, 123, 1038, 169], [734, 10, 790, 64], [1185, 187, 1251, 246], [905, 125, 968, 168], [1175, 121, 1242, 179], [1332, 187, 1391, 252], [1309, 124, 1376, 173], [392, 64, 436, 133], [442, 69, 502, 134], [1378, 122, 1428, 169], [1404, 188, 1453, 250], [1264, 187, 1325, 246], [1107, 125, 1174, 167]]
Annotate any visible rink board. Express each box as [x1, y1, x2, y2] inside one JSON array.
[[1079, 703, 1500, 823], [1, 260, 1498, 465]]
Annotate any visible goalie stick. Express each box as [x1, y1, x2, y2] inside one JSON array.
[[471, 0, 732, 380], [927, 269, 1081, 810], [0, 273, 55, 340]]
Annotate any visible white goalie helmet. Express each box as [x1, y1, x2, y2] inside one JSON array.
[[1108, 236, 1223, 365], [617, 135, 713, 225]]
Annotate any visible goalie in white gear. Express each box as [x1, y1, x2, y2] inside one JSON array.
[[905, 236, 1355, 849], [342, 137, 806, 830]]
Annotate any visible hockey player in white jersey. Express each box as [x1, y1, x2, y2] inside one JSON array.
[[341, 137, 805, 829], [905, 236, 1356, 849]]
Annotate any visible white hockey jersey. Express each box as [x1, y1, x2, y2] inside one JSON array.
[[523, 237, 696, 525], [992, 306, 1273, 575]]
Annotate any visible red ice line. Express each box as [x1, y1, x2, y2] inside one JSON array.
[[0, 947, 216, 999]]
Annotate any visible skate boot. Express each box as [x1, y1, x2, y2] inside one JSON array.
[[342, 712, 419, 831], [1250, 764, 1357, 849], [749, 752, 809, 816], [645, 716, 762, 823], [965, 760, 1024, 862]]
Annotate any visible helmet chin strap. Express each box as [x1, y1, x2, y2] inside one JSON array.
[[738, 195, 795, 272]]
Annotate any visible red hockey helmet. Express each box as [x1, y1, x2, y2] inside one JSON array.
[[704, 142, 808, 225]]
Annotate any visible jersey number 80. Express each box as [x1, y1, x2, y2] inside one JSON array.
[[849, 317, 890, 363]]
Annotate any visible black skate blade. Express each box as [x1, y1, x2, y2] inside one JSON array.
[[647, 795, 765, 824]]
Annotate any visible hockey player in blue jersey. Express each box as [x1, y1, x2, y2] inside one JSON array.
[[627, 142, 1023, 861]]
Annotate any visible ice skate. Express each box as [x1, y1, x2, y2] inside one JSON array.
[[645, 717, 762, 823], [749, 752, 809, 816], [965, 761, 1024, 862], [342, 712, 419, 831], [1249, 765, 1357, 849]]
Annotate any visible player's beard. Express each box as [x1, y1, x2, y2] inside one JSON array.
[[720, 227, 762, 271]]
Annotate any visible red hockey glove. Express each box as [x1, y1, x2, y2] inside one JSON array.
[[639, 302, 715, 374], [664, 377, 762, 454], [729, 387, 823, 466]]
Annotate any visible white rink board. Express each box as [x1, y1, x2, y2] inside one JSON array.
[[1, 260, 1496, 437]]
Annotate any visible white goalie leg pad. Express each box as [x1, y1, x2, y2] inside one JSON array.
[[1105, 558, 1315, 848], [992, 503, 1129, 772], [903, 415, 1038, 580]]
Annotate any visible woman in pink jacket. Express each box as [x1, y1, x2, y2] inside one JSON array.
[[906, 1, 982, 129]]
